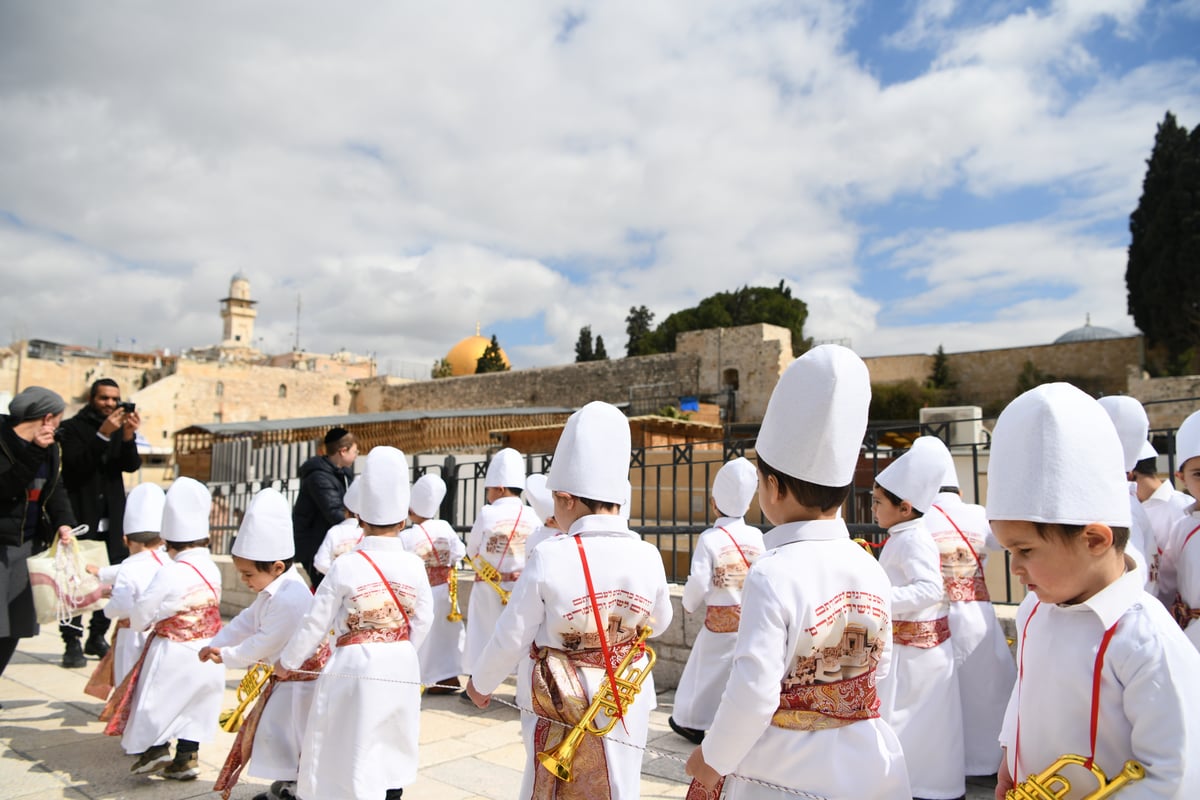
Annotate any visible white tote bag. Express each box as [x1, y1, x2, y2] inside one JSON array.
[[28, 527, 110, 625]]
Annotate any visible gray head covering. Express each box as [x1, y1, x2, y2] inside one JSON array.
[[8, 387, 65, 421]]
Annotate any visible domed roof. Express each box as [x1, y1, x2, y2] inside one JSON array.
[[445, 325, 509, 376], [1053, 315, 1125, 345]]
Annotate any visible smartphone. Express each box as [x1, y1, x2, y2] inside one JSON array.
[[118, 401, 136, 413]]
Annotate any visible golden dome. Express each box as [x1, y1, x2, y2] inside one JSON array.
[[446, 326, 509, 376]]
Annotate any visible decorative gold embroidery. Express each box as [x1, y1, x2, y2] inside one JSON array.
[[892, 616, 951, 649]]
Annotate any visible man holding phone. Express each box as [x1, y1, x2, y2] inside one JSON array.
[[56, 378, 142, 667]]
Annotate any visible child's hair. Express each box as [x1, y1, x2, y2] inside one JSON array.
[[757, 456, 849, 512], [126, 531, 162, 545], [253, 557, 295, 573], [166, 538, 210, 552], [324, 429, 355, 454], [574, 496, 620, 515], [1132, 456, 1157, 477], [938, 485, 960, 495], [500, 486, 524, 497], [873, 482, 924, 518], [362, 520, 404, 535], [1032, 522, 1130, 550]]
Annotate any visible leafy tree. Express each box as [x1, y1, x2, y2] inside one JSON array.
[[431, 358, 453, 379], [1015, 360, 1055, 395], [625, 305, 656, 357], [1126, 111, 1200, 375], [574, 326, 594, 362], [475, 335, 510, 373], [926, 344, 954, 391], [594, 335, 609, 360], [641, 281, 812, 356]]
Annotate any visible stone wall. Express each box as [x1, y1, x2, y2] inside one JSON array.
[[676, 323, 792, 424], [862, 353, 932, 386], [1126, 369, 1200, 430], [0, 342, 165, 412]]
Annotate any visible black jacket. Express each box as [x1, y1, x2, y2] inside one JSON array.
[[291, 455, 353, 564], [57, 405, 141, 563], [0, 417, 77, 549]]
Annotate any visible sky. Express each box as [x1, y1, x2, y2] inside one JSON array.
[[1, 1, 1198, 377]]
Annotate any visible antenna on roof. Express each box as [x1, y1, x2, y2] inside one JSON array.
[[294, 293, 302, 351]]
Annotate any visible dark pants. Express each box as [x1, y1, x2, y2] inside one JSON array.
[[60, 609, 110, 643], [0, 636, 19, 676]]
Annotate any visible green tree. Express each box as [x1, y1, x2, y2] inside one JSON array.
[[1126, 111, 1200, 375], [574, 326, 594, 362], [431, 358, 453, 379], [926, 345, 954, 391], [641, 281, 812, 356], [594, 335, 609, 360], [475, 335, 510, 373], [1015, 360, 1055, 395], [625, 305, 656, 357]]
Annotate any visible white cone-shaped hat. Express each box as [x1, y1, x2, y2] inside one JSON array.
[[523, 474, 554, 521], [1097, 396, 1150, 473], [123, 483, 165, 536], [231, 488, 295, 561], [546, 402, 630, 505], [410, 474, 447, 519], [485, 448, 526, 489], [357, 446, 411, 527], [343, 478, 362, 515], [161, 477, 212, 544], [876, 436, 949, 513], [712, 458, 758, 517], [1177, 410, 1200, 471]]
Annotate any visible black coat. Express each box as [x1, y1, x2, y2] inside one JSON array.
[[291, 455, 353, 565], [0, 418, 77, 549], [57, 405, 141, 564]]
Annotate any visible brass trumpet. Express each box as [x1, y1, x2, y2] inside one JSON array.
[[537, 627, 655, 782], [1006, 755, 1145, 799], [470, 556, 511, 605], [219, 662, 274, 733], [447, 562, 464, 622]]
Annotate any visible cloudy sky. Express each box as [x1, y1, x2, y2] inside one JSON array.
[[1, 1, 1197, 376]]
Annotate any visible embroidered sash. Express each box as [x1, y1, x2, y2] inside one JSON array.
[[214, 642, 331, 799], [336, 626, 410, 647], [704, 604, 741, 633], [427, 565, 452, 587], [771, 669, 881, 731], [945, 575, 990, 603], [83, 619, 130, 701], [892, 616, 951, 649]]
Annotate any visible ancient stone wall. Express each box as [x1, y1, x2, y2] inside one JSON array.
[[676, 323, 791, 424], [1126, 369, 1200, 430]]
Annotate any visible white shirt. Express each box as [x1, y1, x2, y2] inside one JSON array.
[[879, 517, 947, 622], [1142, 483, 1194, 602], [398, 519, 465, 570], [103, 546, 166, 622], [681, 516, 765, 613], [313, 517, 363, 575], [210, 567, 314, 669], [465, 496, 540, 576], [1002, 564, 1200, 798], [131, 547, 222, 632]]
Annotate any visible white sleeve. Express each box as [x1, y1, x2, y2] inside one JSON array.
[[682, 534, 713, 614], [313, 529, 335, 575], [471, 550, 547, 693], [104, 568, 137, 620], [130, 565, 175, 633], [890, 534, 945, 615], [98, 564, 121, 584], [280, 571, 341, 670], [218, 595, 305, 669], [466, 511, 487, 560], [406, 561, 435, 651], [209, 602, 260, 654]]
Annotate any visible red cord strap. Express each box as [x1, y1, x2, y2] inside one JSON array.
[[717, 526, 751, 569], [574, 535, 627, 728], [359, 551, 412, 630], [931, 504, 986, 578]]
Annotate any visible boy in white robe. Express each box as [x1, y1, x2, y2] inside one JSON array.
[[312, 479, 364, 576], [103, 477, 225, 782], [920, 436, 1014, 777], [873, 438, 966, 800], [990, 384, 1200, 798], [86, 483, 167, 694], [204, 488, 326, 800], [1132, 443, 1193, 606], [522, 473, 563, 555], [1098, 396, 1157, 586], [686, 346, 910, 800], [671, 457, 764, 743], [279, 446, 432, 800], [464, 447, 540, 672], [1166, 410, 1200, 649], [399, 473, 466, 694], [467, 401, 673, 800]]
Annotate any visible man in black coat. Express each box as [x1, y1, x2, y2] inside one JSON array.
[[56, 378, 141, 667], [292, 427, 357, 589]]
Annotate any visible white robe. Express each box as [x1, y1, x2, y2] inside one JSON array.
[[102, 546, 166, 686], [312, 517, 363, 575], [1002, 565, 1200, 798], [280, 536, 433, 799], [471, 515, 673, 800], [465, 496, 540, 671], [1141, 484, 1193, 605], [702, 519, 910, 800], [399, 518, 467, 684], [208, 566, 316, 782], [1168, 507, 1200, 651], [878, 517, 965, 800], [122, 548, 225, 754], [673, 516, 764, 730], [927, 493, 1016, 775]]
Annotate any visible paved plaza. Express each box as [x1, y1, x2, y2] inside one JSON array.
[[1, 625, 994, 799]]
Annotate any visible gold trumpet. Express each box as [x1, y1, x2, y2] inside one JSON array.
[[537, 627, 655, 782], [1006, 755, 1145, 799], [219, 662, 274, 733], [470, 556, 511, 605], [446, 562, 464, 622]]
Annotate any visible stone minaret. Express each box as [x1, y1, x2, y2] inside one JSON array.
[[220, 272, 258, 347]]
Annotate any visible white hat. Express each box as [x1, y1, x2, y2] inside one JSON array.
[[123, 483, 165, 535], [1138, 440, 1157, 462], [1177, 410, 1200, 470], [161, 477, 212, 544], [343, 478, 362, 515], [356, 446, 411, 526], [1097, 396, 1150, 473], [486, 447, 526, 489], [410, 474, 447, 519], [523, 473, 554, 521], [620, 479, 632, 521], [987, 383, 1130, 527], [546, 401, 630, 505], [712, 458, 758, 517], [231, 488, 295, 561], [756, 345, 870, 486], [875, 436, 946, 513]]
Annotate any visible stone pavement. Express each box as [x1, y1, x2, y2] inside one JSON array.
[[2, 625, 995, 799]]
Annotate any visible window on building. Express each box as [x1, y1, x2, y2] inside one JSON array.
[[333, 393, 341, 407], [213, 412, 223, 423], [278, 384, 287, 398], [215, 381, 224, 397], [722, 368, 740, 391]]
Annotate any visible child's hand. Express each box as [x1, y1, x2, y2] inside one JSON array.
[[86, 564, 100, 576], [995, 751, 1013, 799], [465, 678, 490, 708], [198, 647, 223, 664], [685, 746, 722, 789], [100, 584, 113, 599]]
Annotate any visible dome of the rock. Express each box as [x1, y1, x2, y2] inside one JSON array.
[[445, 328, 509, 376]]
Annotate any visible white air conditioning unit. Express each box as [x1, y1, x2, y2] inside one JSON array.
[[919, 406, 984, 449]]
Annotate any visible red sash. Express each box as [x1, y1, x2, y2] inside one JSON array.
[[892, 616, 951, 649], [932, 504, 991, 602], [704, 604, 741, 633]]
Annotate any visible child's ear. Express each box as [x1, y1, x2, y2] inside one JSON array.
[[273, 560, 287, 576], [899, 501, 913, 518], [1081, 523, 1114, 555]]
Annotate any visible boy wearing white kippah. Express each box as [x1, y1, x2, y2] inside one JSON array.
[[467, 401, 673, 800], [670, 457, 764, 745], [1165, 409, 1200, 649], [104, 477, 225, 782], [205, 488, 327, 800], [873, 437, 965, 800], [686, 345, 909, 800], [990, 384, 1200, 798], [311, 479, 364, 576], [400, 473, 466, 694], [279, 446, 432, 800]]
